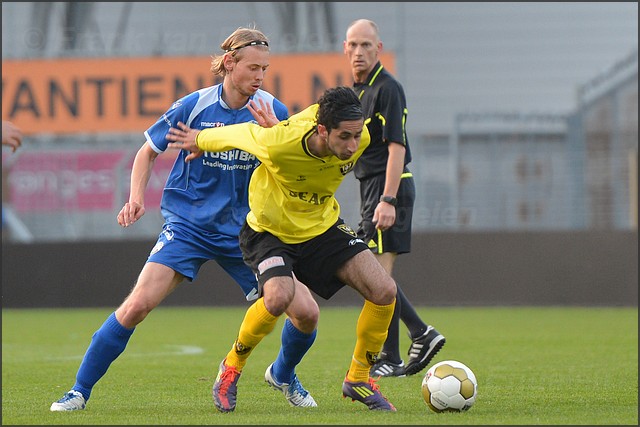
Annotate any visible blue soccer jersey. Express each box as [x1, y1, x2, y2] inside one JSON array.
[[144, 84, 288, 237]]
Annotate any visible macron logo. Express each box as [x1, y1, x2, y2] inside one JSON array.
[[201, 121, 225, 128]]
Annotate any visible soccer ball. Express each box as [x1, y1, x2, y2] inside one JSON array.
[[421, 360, 478, 412]]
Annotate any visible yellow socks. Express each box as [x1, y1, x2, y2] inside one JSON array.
[[225, 297, 279, 371], [347, 298, 395, 383], [223, 295, 394, 382]]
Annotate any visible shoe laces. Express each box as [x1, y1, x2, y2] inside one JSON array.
[[367, 377, 381, 392], [218, 365, 240, 395], [289, 375, 309, 397], [62, 391, 82, 401]]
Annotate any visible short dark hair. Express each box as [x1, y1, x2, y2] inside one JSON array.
[[317, 86, 363, 131]]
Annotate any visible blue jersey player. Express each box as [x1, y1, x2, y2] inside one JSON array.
[[51, 27, 320, 411]]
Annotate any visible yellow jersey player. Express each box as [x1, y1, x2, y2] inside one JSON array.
[[167, 86, 398, 412]]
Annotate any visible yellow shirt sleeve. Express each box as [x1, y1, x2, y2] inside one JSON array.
[[195, 122, 271, 159]]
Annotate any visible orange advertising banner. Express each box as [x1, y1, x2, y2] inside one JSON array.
[[2, 52, 394, 136]]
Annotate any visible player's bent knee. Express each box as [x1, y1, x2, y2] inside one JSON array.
[[117, 298, 157, 327], [263, 292, 294, 316], [373, 279, 397, 306], [289, 315, 318, 334]]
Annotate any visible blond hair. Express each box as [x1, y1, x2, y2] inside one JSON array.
[[210, 27, 270, 76]]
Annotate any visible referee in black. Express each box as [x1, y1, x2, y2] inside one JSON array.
[[344, 19, 445, 377]]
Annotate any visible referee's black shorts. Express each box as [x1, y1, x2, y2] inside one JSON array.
[[357, 168, 415, 255], [239, 219, 369, 300]]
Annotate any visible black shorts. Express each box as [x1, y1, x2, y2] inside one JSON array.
[[239, 219, 369, 300], [357, 168, 415, 254]]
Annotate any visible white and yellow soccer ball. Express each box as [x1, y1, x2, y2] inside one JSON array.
[[421, 360, 478, 412]]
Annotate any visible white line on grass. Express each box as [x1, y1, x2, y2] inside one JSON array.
[[46, 344, 204, 361]]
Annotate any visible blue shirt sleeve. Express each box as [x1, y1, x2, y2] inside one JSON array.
[[144, 93, 200, 153], [272, 97, 289, 121]]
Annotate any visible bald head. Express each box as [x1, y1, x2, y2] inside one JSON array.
[[344, 19, 382, 83], [346, 19, 380, 43]]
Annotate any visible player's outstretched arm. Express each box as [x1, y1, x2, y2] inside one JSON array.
[[166, 121, 203, 161], [117, 143, 158, 227]]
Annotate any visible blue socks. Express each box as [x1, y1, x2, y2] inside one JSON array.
[[271, 318, 316, 384], [71, 313, 315, 399], [72, 312, 135, 401]]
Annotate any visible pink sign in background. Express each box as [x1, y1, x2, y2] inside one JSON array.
[[5, 150, 176, 212]]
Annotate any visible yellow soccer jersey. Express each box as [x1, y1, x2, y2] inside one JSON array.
[[195, 104, 370, 243]]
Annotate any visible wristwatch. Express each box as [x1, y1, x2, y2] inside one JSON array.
[[379, 195, 397, 206]]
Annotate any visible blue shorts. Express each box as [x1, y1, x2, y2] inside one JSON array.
[[147, 222, 258, 301]]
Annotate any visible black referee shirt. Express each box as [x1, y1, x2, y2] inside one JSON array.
[[352, 61, 412, 180]]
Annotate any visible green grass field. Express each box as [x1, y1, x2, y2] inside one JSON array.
[[2, 306, 637, 425]]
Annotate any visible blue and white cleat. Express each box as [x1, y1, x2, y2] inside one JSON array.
[[50, 390, 86, 411], [265, 363, 317, 407]]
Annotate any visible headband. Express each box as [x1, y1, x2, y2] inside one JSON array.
[[226, 40, 269, 52]]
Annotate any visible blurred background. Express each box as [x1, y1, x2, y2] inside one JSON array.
[[2, 2, 637, 307]]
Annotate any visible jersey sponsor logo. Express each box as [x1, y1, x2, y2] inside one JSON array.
[[170, 101, 182, 110], [288, 190, 331, 205], [258, 256, 285, 275], [349, 238, 365, 246], [340, 161, 355, 175], [338, 223, 357, 237], [204, 150, 257, 162], [202, 159, 256, 171], [202, 149, 258, 170], [296, 175, 306, 181]]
